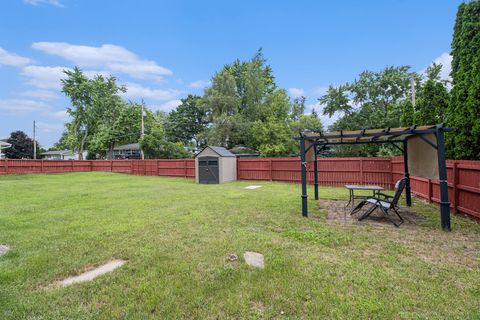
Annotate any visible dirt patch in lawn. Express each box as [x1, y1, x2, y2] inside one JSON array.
[[319, 199, 425, 229]]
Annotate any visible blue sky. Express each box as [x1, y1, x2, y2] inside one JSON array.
[[0, 0, 462, 147]]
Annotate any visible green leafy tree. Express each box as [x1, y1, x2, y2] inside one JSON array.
[[400, 99, 415, 126], [5, 131, 37, 159], [85, 75, 127, 159], [319, 66, 418, 156], [318, 85, 352, 117], [165, 95, 208, 148], [447, 1, 480, 159], [61, 67, 93, 160], [414, 63, 450, 125], [140, 122, 189, 159], [250, 120, 296, 157]]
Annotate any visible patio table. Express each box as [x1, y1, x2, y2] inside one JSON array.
[[344, 184, 385, 209]]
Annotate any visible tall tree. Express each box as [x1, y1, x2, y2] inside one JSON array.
[[5, 131, 37, 159], [86, 74, 127, 159], [165, 95, 208, 148], [447, 1, 480, 159], [318, 66, 418, 156], [414, 63, 450, 125], [61, 67, 95, 160], [140, 116, 189, 159]]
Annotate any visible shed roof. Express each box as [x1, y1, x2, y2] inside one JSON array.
[[196, 146, 236, 158]]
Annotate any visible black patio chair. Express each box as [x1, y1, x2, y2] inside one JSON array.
[[351, 178, 408, 227]]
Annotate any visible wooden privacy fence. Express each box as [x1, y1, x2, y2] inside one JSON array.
[[0, 159, 196, 178], [1, 157, 479, 219]]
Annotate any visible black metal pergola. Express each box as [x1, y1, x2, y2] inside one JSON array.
[[296, 124, 453, 231]]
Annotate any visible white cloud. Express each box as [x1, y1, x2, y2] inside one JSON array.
[[21, 89, 59, 100], [422, 52, 452, 81], [24, 0, 64, 7], [312, 86, 329, 97], [288, 87, 305, 98], [122, 82, 180, 101], [51, 110, 69, 120], [21, 65, 70, 89], [189, 80, 210, 88], [0, 47, 33, 67], [32, 42, 172, 80], [152, 99, 182, 111], [0, 99, 50, 112], [36, 122, 64, 133]]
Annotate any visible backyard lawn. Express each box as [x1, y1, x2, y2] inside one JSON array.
[[0, 172, 479, 319]]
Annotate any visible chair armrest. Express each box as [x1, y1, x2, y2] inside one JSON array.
[[377, 192, 393, 199]]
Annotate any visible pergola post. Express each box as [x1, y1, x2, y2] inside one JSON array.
[[299, 135, 308, 217], [403, 140, 412, 206], [436, 126, 451, 231], [313, 144, 319, 200]]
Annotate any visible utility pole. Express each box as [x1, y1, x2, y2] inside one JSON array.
[[141, 99, 145, 160], [33, 120, 36, 159], [410, 75, 416, 108]]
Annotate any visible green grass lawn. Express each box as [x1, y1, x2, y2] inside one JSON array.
[[0, 172, 479, 319]]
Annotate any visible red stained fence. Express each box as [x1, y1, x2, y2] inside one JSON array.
[[391, 157, 480, 219], [0, 159, 195, 178], [1, 157, 479, 219], [237, 157, 394, 188]]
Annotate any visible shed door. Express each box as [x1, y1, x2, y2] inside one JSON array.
[[198, 156, 219, 184]]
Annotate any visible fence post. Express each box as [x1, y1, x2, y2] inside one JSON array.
[[427, 179, 432, 203], [359, 158, 363, 184], [236, 158, 240, 180], [4, 159, 7, 174], [184, 159, 187, 178], [389, 158, 394, 189], [41, 160, 44, 173], [110, 160, 113, 172], [452, 161, 458, 214], [269, 159, 273, 181]]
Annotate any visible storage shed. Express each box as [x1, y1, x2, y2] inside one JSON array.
[[195, 146, 237, 184]]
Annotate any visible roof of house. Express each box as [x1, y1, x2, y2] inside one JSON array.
[[41, 150, 73, 156], [114, 143, 140, 151], [196, 146, 236, 158]]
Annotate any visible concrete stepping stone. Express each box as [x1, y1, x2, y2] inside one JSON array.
[[60, 259, 126, 286], [244, 251, 264, 269], [245, 185, 262, 190], [0, 244, 9, 256]]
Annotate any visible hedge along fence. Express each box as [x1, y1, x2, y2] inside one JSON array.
[[1, 157, 479, 220]]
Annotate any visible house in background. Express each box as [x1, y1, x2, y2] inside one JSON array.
[[111, 143, 141, 159], [40, 150, 88, 160], [0, 138, 11, 159]]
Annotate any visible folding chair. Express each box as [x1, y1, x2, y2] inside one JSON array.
[[351, 178, 407, 227]]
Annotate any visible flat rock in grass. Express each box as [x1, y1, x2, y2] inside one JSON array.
[[0, 244, 9, 256], [60, 259, 126, 286], [244, 251, 264, 269], [245, 185, 262, 190]]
